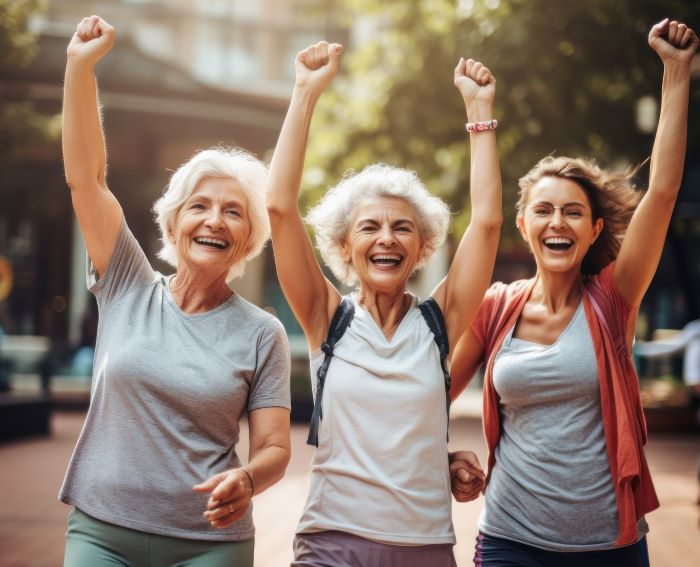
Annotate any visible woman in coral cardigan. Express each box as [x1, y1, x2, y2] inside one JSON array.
[[449, 18, 697, 567]]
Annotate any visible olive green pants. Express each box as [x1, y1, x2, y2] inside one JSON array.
[[64, 508, 254, 567]]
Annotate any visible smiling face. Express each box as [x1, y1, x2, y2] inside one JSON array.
[[342, 196, 425, 293], [169, 177, 251, 277], [517, 176, 603, 276]]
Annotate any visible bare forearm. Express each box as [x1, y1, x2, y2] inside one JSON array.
[[63, 59, 107, 190], [466, 101, 502, 229], [438, 59, 502, 337], [266, 86, 320, 215], [244, 444, 290, 496], [649, 63, 691, 198]]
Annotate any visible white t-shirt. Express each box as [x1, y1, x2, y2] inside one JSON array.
[[296, 293, 454, 545]]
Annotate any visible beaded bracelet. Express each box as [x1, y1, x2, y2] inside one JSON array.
[[465, 119, 498, 133]]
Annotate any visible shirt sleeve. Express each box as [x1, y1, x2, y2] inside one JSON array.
[[248, 316, 292, 412], [87, 219, 156, 308]]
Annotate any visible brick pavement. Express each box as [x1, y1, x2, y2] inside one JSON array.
[[0, 411, 698, 566]]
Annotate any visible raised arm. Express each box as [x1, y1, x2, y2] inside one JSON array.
[[63, 15, 123, 276], [615, 19, 698, 305], [266, 42, 343, 348], [432, 59, 503, 350]]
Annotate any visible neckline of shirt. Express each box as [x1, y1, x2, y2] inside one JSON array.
[[162, 274, 238, 319], [506, 299, 584, 350]]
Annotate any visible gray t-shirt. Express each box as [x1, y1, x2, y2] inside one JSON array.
[[479, 301, 647, 551], [59, 221, 291, 541]]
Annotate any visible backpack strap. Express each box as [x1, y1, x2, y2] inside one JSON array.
[[306, 297, 355, 447], [418, 297, 451, 439]]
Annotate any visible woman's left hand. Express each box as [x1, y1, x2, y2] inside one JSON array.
[[193, 468, 254, 528], [648, 18, 698, 67], [449, 450, 486, 502], [454, 57, 496, 109]]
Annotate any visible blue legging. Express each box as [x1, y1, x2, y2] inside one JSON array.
[[474, 532, 650, 567]]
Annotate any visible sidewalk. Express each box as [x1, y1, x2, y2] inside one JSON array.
[[0, 410, 698, 566]]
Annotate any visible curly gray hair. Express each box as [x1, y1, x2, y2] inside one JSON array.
[[153, 148, 270, 280], [306, 164, 451, 285]]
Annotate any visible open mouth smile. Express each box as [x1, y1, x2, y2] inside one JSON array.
[[193, 237, 229, 250], [543, 237, 573, 252], [369, 254, 403, 268]]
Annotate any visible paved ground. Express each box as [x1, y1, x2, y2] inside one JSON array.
[[0, 410, 698, 566]]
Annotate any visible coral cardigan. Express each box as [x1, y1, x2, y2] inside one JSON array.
[[471, 262, 659, 546]]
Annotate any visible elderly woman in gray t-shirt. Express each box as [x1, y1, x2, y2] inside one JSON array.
[[59, 16, 291, 567]]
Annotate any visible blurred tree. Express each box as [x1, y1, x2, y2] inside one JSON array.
[[0, 0, 58, 165], [303, 0, 700, 249]]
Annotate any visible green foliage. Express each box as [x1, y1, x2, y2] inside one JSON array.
[[0, 0, 57, 164], [304, 0, 700, 245], [0, 0, 44, 70]]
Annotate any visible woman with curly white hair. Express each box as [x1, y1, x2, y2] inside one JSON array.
[[266, 41, 502, 566], [59, 16, 290, 567]]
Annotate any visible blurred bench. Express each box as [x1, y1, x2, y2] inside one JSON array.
[[0, 335, 53, 439], [635, 321, 700, 432], [0, 393, 52, 440], [635, 321, 700, 360], [1, 335, 50, 373]]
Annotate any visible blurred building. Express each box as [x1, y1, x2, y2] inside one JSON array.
[[1, 0, 698, 374], [0, 0, 347, 356]]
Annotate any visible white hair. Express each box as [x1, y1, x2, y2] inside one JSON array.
[[153, 148, 270, 280], [306, 163, 451, 285]]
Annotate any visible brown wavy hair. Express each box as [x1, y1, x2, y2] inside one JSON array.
[[516, 156, 644, 275]]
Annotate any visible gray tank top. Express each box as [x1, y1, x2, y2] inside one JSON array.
[[478, 301, 647, 551]]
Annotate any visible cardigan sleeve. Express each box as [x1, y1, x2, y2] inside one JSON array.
[[470, 282, 505, 350], [589, 262, 634, 349]]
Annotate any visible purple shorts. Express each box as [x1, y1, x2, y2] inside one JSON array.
[[292, 530, 457, 567]]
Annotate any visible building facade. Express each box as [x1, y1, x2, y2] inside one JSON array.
[[0, 0, 347, 358]]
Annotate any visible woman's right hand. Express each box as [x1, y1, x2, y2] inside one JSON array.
[[194, 468, 254, 529], [449, 450, 486, 502], [454, 57, 496, 111], [67, 15, 115, 67], [294, 41, 343, 95]]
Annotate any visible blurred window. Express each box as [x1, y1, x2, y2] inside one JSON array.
[[132, 23, 174, 61], [282, 31, 320, 80], [194, 0, 230, 17], [226, 29, 259, 81], [232, 0, 262, 19], [193, 23, 224, 84]]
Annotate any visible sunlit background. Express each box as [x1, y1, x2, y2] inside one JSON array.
[[1, 0, 699, 564], [2, 0, 699, 363]]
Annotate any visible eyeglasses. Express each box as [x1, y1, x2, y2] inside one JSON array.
[[526, 202, 590, 220]]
